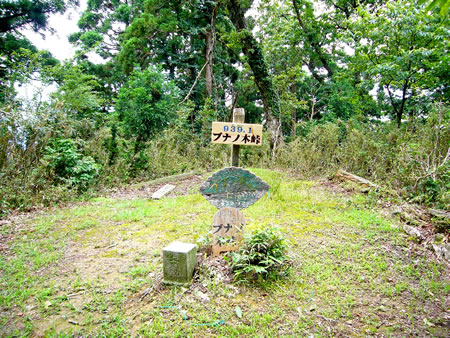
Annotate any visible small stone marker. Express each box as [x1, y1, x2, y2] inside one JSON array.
[[163, 241, 197, 285], [212, 207, 245, 256], [200, 167, 270, 209], [152, 184, 175, 199]]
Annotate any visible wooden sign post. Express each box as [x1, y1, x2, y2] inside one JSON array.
[[211, 108, 263, 167], [203, 109, 268, 256], [211, 207, 245, 256], [200, 167, 270, 209], [231, 108, 245, 166], [200, 167, 269, 256]]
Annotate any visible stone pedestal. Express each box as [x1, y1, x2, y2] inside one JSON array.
[[163, 242, 197, 285]]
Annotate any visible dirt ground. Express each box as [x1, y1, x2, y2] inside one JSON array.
[[1, 171, 448, 336]]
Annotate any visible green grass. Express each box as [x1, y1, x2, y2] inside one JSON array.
[[0, 168, 448, 336]]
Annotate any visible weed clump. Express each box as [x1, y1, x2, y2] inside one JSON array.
[[227, 227, 291, 283]]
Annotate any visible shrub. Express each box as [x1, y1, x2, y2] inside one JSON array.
[[43, 139, 101, 191], [277, 106, 449, 208], [227, 227, 291, 283]]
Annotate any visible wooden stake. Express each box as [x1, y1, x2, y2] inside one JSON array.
[[231, 108, 245, 167]]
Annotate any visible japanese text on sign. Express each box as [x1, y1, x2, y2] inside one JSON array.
[[211, 122, 263, 146], [211, 207, 245, 256]]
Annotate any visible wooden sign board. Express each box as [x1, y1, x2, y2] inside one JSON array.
[[211, 122, 263, 146], [212, 207, 245, 256], [200, 167, 270, 209]]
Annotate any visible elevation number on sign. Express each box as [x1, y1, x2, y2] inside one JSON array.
[[211, 122, 263, 146]]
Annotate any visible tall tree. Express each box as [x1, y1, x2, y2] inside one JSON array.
[[116, 0, 237, 119], [115, 66, 179, 143], [350, 0, 448, 127], [225, 0, 282, 149], [69, 0, 141, 59], [291, 0, 335, 82], [0, 1, 77, 102], [0, 0, 78, 34]]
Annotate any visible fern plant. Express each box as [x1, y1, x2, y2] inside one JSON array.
[[227, 227, 290, 283]]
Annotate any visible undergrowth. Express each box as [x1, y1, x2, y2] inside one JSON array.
[[227, 227, 291, 284], [1, 106, 448, 217]]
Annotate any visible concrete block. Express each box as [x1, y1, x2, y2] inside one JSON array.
[[152, 184, 176, 199], [163, 241, 197, 285]]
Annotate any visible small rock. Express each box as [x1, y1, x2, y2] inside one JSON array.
[[196, 291, 210, 303], [433, 233, 445, 244], [423, 318, 435, 327], [376, 305, 388, 312], [44, 301, 52, 309], [432, 243, 449, 260], [390, 206, 402, 217], [403, 225, 422, 241]]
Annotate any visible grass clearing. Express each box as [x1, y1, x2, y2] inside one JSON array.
[[0, 169, 448, 336]]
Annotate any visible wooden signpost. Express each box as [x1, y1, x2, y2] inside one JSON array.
[[211, 207, 245, 256], [201, 108, 269, 256], [211, 122, 263, 146], [211, 108, 263, 167]]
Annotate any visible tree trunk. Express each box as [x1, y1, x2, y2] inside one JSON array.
[[205, 2, 218, 97], [290, 83, 297, 138], [292, 0, 334, 80], [205, 31, 213, 96], [225, 0, 282, 151]]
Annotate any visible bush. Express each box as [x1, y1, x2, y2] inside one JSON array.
[[277, 106, 449, 208], [227, 227, 291, 283], [44, 139, 101, 191]]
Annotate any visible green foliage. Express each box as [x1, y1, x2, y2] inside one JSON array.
[[0, 0, 76, 34], [350, 0, 448, 126], [1, 0, 448, 216], [106, 123, 119, 165], [279, 122, 341, 173], [278, 104, 450, 208], [0, 48, 58, 103], [50, 63, 104, 122], [43, 139, 101, 191], [228, 227, 291, 283], [115, 66, 179, 142], [0, 0, 73, 102], [419, 0, 450, 17]]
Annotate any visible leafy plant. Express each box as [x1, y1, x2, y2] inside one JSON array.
[[43, 138, 101, 191], [115, 66, 180, 142], [227, 227, 291, 283]]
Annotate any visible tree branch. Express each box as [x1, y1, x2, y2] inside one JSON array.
[[180, 61, 209, 105], [292, 0, 334, 79]]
